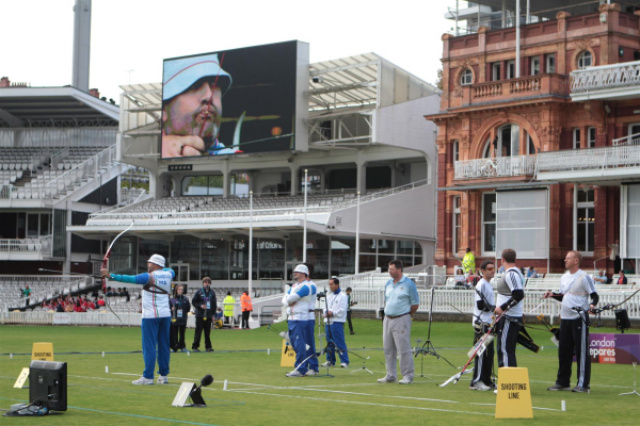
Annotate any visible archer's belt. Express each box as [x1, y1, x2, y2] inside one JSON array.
[[386, 312, 410, 319]]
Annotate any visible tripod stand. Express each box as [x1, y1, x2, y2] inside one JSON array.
[[414, 286, 455, 377], [620, 362, 640, 396], [314, 308, 334, 378], [351, 347, 373, 375]]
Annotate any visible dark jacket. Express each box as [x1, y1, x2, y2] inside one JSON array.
[[170, 295, 191, 326], [192, 287, 216, 318]]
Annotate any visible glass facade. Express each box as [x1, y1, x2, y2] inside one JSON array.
[[120, 232, 423, 280]]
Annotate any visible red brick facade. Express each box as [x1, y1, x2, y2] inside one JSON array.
[[429, 4, 640, 274]]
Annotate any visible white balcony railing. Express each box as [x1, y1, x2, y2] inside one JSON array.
[[536, 144, 640, 173], [571, 60, 640, 94], [613, 132, 640, 146], [454, 155, 536, 180], [0, 235, 52, 254]]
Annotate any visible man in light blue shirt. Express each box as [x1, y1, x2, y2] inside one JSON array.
[[378, 260, 419, 385]]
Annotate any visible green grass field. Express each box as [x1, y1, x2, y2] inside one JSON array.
[[1, 319, 638, 425]]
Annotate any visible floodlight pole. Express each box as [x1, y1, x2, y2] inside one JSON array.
[[303, 169, 308, 263], [355, 191, 361, 275], [249, 190, 253, 296]]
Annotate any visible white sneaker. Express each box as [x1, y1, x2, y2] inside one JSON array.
[[305, 370, 319, 376], [377, 376, 396, 383], [322, 361, 334, 367], [398, 377, 413, 385], [157, 375, 168, 384], [132, 377, 154, 385], [286, 370, 304, 377], [340, 363, 348, 368], [470, 382, 491, 391]]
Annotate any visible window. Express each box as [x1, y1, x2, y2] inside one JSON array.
[[453, 196, 461, 254], [575, 188, 595, 254], [452, 140, 459, 162], [482, 193, 496, 254], [496, 124, 520, 157], [530, 56, 540, 76], [482, 137, 492, 158], [629, 123, 640, 145], [506, 60, 516, 79], [527, 134, 536, 155], [573, 128, 581, 149], [577, 51, 593, 69], [460, 68, 473, 85], [491, 62, 501, 81], [588, 127, 596, 148], [545, 54, 556, 73]]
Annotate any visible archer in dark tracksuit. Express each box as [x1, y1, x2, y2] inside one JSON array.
[[191, 278, 216, 351], [170, 286, 191, 352]]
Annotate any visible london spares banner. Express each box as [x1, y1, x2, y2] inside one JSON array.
[[590, 333, 640, 364]]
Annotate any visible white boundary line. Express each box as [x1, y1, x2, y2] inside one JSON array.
[[226, 389, 494, 416]]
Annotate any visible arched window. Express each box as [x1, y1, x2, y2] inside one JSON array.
[[577, 51, 593, 69], [460, 68, 473, 85], [482, 124, 521, 158]]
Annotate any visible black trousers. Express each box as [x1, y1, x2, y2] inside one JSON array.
[[170, 324, 186, 351], [471, 324, 494, 386], [346, 310, 354, 334], [556, 314, 591, 388], [242, 310, 250, 329], [192, 316, 212, 350], [496, 315, 521, 368]]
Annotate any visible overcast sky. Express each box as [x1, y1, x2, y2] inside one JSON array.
[[1, 0, 464, 101]]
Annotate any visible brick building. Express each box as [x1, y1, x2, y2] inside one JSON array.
[[429, 1, 640, 275]]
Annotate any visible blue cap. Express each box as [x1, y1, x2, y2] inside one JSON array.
[[163, 53, 232, 101]]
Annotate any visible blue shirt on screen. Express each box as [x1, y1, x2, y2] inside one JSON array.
[[384, 275, 419, 317]]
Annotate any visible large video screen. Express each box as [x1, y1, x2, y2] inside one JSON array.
[[161, 40, 307, 159]]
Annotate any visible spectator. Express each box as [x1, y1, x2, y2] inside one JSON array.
[[21, 285, 31, 305], [454, 268, 466, 287], [346, 287, 356, 335], [191, 277, 216, 352], [170, 284, 191, 353], [617, 271, 628, 285], [594, 270, 608, 284], [123, 288, 130, 302], [214, 308, 224, 329], [240, 290, 253, 329], [526, 266, 538, 278], [97, 295, 106, 307], [462, 248, 476, 276], [223, 291, 235, 326]]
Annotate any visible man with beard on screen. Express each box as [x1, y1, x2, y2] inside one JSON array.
[[161, 53, 238, 157]]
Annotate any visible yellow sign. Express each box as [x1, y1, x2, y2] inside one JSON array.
[[495, 367, 533, 419], [13, 367, 30, 389], [31, 342, 54, 361], [280, 340, 296, 367]]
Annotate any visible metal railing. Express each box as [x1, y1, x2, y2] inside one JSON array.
[[571, 60, 640, 94], [536, 144, 640, 172], [0, 145, 120, 200], [4, 287, 638, 326], [83, 179, 429, 227], [613, 132, 640, 146], [0, 235, 52, 254], [454, 155, 536, 179]]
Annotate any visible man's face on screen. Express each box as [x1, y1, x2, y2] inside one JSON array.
[[163, 81, 222, 139]]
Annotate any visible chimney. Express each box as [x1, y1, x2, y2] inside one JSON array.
[[72, 0, 92, 92], [0, 77, 10, 88], [89, 88, 100, 98]]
